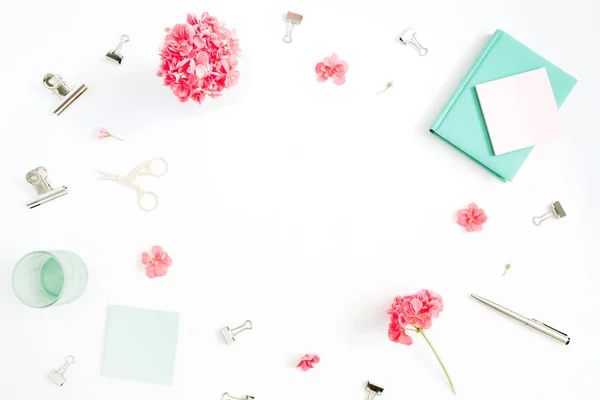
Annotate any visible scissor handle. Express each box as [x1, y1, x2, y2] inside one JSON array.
[[137, 190, 159, 212], [135, 157, 169, 177]]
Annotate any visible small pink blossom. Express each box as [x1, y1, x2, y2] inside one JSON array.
[[457, 203, 488, 232], [95, 127, 123, 141], [171, 79, 193, 102], [296, 354, 320, 371], [315, 53, 348, 85], [142, 246, 173, 278]]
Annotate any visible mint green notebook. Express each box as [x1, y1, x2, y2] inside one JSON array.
[[430, 30, 577, 182], [101, 306, 180, 385]]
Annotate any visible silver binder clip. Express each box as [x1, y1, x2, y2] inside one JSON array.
[[283, 12, 303, 43], [106, 35, 130, 64], [365, 381, 384, 400], [43, 73, 87, 115], [399, 28, 428, 56], [48, 355, 75, 386], [26, 167, 68, 209], [221, 320, 252, 344], [223, 392, 255, 400], [533, 201, 566, 226]]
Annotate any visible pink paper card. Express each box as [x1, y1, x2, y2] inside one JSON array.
[[475, 68, 564, 155]]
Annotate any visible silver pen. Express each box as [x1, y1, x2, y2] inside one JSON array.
[[471, 294, 570, 345]]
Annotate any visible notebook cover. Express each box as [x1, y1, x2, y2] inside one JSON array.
[[430, 30, 577, 182], [475, 68, 564, 155], [101, 305, 180, 385]]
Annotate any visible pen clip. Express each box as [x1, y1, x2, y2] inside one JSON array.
[[530, 319, 568, 337]]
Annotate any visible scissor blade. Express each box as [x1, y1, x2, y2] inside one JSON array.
[[94, 170, 119, 181]]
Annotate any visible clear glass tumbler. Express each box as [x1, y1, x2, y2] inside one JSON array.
[[12, 251, 88, 308]]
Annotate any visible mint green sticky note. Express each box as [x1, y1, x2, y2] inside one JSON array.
[[101, 306, 180, 385]]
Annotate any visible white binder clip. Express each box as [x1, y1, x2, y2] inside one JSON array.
[[48, 356, 75, 386], [365, 381, 384, 400], [533, 201, 567, 226], [221, 320, 252, 344], [399, 28, 428, 56], [223, 392, 255, 400], [43, 73, 87, 115]]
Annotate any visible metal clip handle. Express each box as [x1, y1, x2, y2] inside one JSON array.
[[230, 320, 252, 337], [532, 211, 554, 226]]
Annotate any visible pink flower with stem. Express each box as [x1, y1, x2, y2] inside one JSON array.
[[315, 53, 348, 85], [96, 128, 123, 141], [142, 246, 173, 278], [296, 354, 320, 371], [457, 203, 488, 232], [388, 290, 455, 395]]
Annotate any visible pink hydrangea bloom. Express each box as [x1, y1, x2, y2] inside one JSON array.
[[386, 290, 455, 394], [387, 290, 444, 342], [315, 53, 348, 85], [157, 13, 240, 105], [142, 246, 173, 278], [457, 203, 488, 232], [297, 354, 320, 371]]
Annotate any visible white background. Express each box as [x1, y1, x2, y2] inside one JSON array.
[[1, 0, 599, 399]]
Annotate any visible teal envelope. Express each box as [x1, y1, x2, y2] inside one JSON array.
[[430, 29, 577, 182]]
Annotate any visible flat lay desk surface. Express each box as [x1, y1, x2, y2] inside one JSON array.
[[1, 0, 599, 399]]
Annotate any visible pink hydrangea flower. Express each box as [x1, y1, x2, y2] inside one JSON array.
[[315, 53, 348, 85], [387, 290, 443, 333], [387, 290, 455, 394], [457, 203, 488, 232], [157, 13, 240, 105], [297, 354, 320, 371], [142, 246, 173, 278]]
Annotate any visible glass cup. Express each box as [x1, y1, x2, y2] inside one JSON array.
[[12, 251, 88, 308]]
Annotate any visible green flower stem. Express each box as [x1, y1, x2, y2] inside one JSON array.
[[418, 329, 456, 395], [109, 133, 124, 141]]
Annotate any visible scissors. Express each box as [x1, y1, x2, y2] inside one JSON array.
[[95, 157, 168, 211]]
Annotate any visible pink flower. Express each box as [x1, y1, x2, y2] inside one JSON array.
[[157, 13, 240, 105], [388, 321, 413, 345], [315, 53, 348, 85], [387, 290, 443, 332], [98, 128, 110, 139], [297, 354, 320, 371], [457, 203, 488, 232], [142, 246, 173, 278], [387, 290, 455, 394], [95, 127, 123, 141], [171, 79, 193, 102], [164, 23, 196, 56]]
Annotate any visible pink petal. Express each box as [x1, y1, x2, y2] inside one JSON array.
[[161, 254, 173, 267], [457, 210, 468, 218], [145, 266, 157, 278], [410, 298, 423, 312], [471, 223, 483, 232], [397, 331, 413, 345], [151, 246, 165, 258], [339, 61, 349, 72], [311, 355, 320, 363], [468, 203, 478, 210], [457, 216, 468, 226], [332, 74, 346, 85], [141, 252, 152, 266], [154, 264, 169, 277], [329, 53, 339, 64]]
